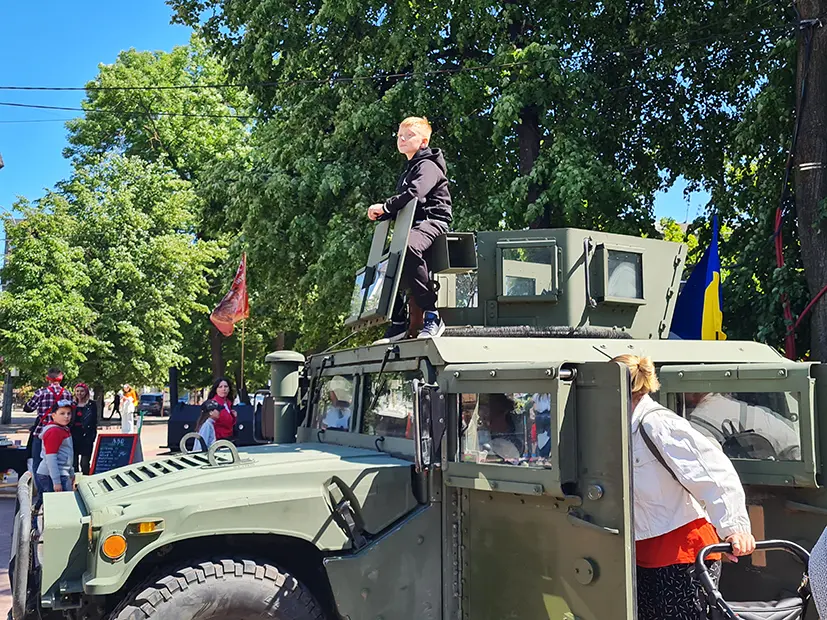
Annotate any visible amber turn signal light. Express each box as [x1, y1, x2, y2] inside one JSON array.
[[101, 534, 127, 560]]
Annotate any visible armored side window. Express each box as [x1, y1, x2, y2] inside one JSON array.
[[437, 272, 479, 309], [361, 371, 420, 439], [460, 392, 554, 468], [499, 245, 559, 299], [311, 374, 357, 432], [675, 391, 802, 462]]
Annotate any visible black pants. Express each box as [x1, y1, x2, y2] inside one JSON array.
[[637, 560, 721, 620], [391, 219, 448, 318], [72, 433, 93, 475]]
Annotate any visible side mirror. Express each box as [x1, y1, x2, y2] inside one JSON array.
[[413, 380, 447, 473]]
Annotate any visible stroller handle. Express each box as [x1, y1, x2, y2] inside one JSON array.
[[696, 539, 811, 570], [694, 539, 811, 618]]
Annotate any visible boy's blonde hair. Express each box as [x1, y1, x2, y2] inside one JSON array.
[[399, 116, 433, 140], [611, 354, 660, 395]]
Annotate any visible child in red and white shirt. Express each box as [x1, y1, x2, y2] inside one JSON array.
[[35, 399, 75, 506]]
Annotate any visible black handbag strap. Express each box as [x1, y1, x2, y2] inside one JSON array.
[[638, 407, 692, 495]]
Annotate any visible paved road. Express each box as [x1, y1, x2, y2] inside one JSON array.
[[0, 415, 170, 616]]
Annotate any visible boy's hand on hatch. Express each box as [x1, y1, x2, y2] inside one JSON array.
[[53, 483, 63, 492], [367, 204, 384, 220]]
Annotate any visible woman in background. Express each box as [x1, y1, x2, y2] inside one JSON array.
[[71, 383, 97, 475], [207, 377, 238, 441]]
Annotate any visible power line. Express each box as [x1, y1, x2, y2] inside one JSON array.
[[0, 21, 792, 94], [0, 101, 257, 120], [0, 23, 793, 125], [0, 118, 74, 124]]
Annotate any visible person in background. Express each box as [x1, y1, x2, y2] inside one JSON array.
[[24, 367, 72, 476], [120, 384, 139, 433], [109, 390, 121, 419], [810, 526, 827, 617], [207, 377, 238, 441], [195, 399, 221, 451], [121, 384, 138, 408], [612, 354, 755, 620], [34, 399, 75, 507], [71, 383, 98, 475]]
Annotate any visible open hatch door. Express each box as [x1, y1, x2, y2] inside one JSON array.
[[344, 198, 416, 332], [441, 361, 636, 620]]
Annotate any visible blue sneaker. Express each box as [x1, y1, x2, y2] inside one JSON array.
[[417, 312, 445, 339], [373, 321, 408, 345]]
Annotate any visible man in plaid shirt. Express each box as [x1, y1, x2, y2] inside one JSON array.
[[24, 367, 73, 474]]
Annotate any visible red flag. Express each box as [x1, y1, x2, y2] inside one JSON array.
[[210, 253, 250, 337]]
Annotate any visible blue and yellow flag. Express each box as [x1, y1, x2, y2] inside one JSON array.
[[670, 215, 726, 340]]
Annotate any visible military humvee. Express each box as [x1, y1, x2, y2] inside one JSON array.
[[9, 200, 823, 619]]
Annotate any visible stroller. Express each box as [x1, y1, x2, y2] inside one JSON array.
[[695, 539, 812, 619]]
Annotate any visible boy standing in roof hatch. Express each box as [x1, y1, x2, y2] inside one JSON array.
[[368, 116, 453, 342]]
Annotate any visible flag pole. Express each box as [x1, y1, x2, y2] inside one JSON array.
[[240, 319, 246, 401]]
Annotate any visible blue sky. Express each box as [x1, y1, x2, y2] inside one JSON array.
[[0, 1, 191, 213], [0, 1, 708, 224]]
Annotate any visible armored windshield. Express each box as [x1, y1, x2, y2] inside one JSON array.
[[362, 371, 419, 439]]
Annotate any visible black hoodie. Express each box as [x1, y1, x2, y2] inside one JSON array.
[[381, 147, 453, 225]]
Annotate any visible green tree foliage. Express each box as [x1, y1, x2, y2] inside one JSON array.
[[0, 156, 222, 388], [62, 37, 265, 388], [167, 0, 806, 353], [0, 203, 97, 379], [61, 155, 223, 387]]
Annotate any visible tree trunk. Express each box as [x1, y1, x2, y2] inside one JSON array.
[[793, 1, 827, 360], [210, 323, 225, 379], [93, 383, 105, 422], [519, 105, 547, 227]]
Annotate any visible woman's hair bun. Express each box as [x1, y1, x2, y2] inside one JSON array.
[[610, 354, 660, 395]]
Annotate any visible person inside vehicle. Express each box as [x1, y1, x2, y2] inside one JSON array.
[[682, 391, 800, 461], [479, 393, 524, 463], [321, 375, 353, 431], [207, 376, 238, 441], [612, 354, 755, 620]]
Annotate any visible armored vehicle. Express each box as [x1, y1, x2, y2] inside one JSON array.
[[9, 200, 824, 619]]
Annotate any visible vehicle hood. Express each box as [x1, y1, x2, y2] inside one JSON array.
[[77, 442, 411, 512]]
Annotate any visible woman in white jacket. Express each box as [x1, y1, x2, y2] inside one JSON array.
[[613, 354, 756, 620]]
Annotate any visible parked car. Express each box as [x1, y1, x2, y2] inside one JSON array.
[[137, 392, 169, 416]]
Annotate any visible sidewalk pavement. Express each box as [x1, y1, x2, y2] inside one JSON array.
[[1, 411, 171, 615]]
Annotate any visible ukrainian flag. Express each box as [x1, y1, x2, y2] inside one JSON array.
[[670, 215, 726, 340]]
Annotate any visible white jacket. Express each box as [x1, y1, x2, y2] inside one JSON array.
[[632, 394, 752, 542]]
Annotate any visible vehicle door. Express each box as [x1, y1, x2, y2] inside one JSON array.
[[658, 361, 819, 601], [437, 361, 636, 620]]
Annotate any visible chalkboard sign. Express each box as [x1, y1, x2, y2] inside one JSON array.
[[90, 433, 142, 474]]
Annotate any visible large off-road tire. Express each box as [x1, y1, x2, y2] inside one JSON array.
[[110, 559, 325, 620]]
